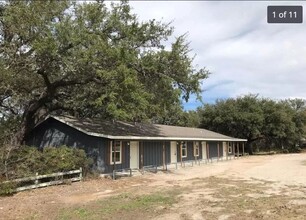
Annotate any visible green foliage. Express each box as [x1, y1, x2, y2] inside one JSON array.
[[42, 147, 91, 174], [0, 0, 209, 144], [199, 95, 306, 153], [199, 95, 264, 141], [6, 147, 42, 178], [0, 181, 16, 196], [1, 146, 91, 180], [0, 116, 20, 145], [287, 146, 302, 153]]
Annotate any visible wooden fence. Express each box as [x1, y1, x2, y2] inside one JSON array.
[[2, 168, 83, 192]]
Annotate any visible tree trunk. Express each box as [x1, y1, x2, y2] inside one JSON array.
[[13, 115, 35, 146], [13, 103, 44, 146]]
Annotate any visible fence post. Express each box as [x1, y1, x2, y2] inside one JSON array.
[[35, 172, 39, 186], [79, 167, 83, 180]]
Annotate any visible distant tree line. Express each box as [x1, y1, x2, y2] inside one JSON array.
[[197, 95, 306, 154]]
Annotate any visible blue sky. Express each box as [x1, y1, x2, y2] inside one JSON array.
[[129, 1, 306, 111]]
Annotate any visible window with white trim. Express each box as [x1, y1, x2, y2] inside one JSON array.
[[228, 142, 232, 154], [182, 142, 187, 158], [194, 141, 200, 157], [110, 141, 122, 164]]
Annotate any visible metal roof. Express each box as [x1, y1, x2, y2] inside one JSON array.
[[46, 115, 246, 142]]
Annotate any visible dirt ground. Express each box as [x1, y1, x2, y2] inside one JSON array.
[[1, 153, 306, 220]]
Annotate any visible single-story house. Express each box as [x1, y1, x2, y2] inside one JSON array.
[[26, 115, 247, 173]]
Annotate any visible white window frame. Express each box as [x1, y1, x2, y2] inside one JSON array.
[[110, 141, 122, 164], [181, 142, 187, 158], [194, 141, 200, 157], [228, 142, 232, 154]]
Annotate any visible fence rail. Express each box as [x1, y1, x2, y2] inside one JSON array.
[[2, 168, 83, 192]]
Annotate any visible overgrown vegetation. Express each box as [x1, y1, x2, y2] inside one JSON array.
[[0, 146, 91, 195], [1, 146, 91, 180], [0, 181, 16, 196]]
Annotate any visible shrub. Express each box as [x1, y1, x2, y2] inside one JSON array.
[[288, 146, 302, 153], [7, 147, 43, 178], [1, 146, 92, 180], [0, 181, 17, 196], [42, 146, 92, 174], [282, 149, 289, 154]]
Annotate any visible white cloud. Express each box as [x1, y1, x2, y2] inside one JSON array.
[[130, 1, 306, 109]]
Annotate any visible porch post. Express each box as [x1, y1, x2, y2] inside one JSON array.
[[140, 141, 144, 172], [226, 142, 229, 161], [206, 143, 210, 162], [162, 141, 166, 170], [242, 142, 245, 156], [112, 140, 116, 179], [233, 142, 236, 159], [180, 141, 183, 167], [217, 142, 220, 161], [237, 142, 240, 159]]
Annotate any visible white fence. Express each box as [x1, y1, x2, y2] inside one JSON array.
[[2, 168, 83, 192]]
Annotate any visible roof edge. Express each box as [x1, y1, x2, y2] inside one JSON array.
[[49, 115, 247, 142]]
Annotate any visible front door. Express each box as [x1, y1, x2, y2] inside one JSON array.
[[222, 142, 227, 158], [170, 141, 177, 163], [130, 141, 139, 169], [202, 141, 207, 159]]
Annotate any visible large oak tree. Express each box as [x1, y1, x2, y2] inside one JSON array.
[[0, 0, 209, 145]]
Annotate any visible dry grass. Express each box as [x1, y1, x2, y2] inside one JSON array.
[[55, 176, 306, 220], [57, 189, 181, 220], [182, 176, 306, 220]]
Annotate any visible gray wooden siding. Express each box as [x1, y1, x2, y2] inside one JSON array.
[[26, 118, 130, 174], [141, 141, 170, 166], [207, 141, 223, 158]]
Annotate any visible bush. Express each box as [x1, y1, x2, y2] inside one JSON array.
[[288, 146, 302, 153], [282, 149, 289, 154], [1, 146, 92, 180], [6, 147, 43, 178], [0, 181, 17, 196], [42, 146, 91, 174]]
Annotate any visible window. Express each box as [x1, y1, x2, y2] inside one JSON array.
[[181, 142, 187, 158], [228, 142, 232, 154], [110, 141, 122, 164], [194, 142, 200, 157]]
